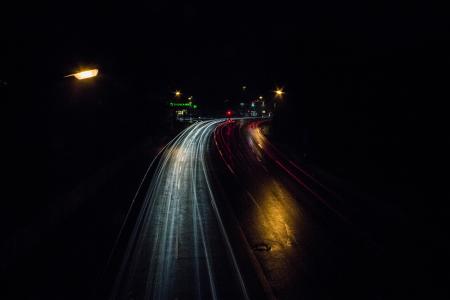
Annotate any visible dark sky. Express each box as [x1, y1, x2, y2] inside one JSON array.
[[3, 1, 449, 105]]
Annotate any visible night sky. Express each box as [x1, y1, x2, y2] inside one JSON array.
[[5, 2, 448, 100]]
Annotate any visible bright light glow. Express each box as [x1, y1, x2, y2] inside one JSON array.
[[175, 90, 182, 97], [259, 96, 263, 100], [274, 88, 285, 97], [109, 120, 249, 299], [66, 69, 99, 80], [176, 110, 186, 116]]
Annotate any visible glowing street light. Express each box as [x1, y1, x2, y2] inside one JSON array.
[[174, 90, 182, 97], [274, 87, 285, 98], [65, 69, 99, 80]]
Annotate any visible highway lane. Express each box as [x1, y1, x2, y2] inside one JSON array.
[[213, 119, 383, 299], [109, 118, 383, 300], [110, 120, 249, 300]]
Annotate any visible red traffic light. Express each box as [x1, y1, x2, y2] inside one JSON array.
[[226, 110, 232, 117]]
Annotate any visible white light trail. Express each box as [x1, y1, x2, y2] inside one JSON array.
[[110, 120, 249, 300]]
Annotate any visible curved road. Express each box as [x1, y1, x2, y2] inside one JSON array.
[[110, 118, 383, 300], [110, 120, 249, 300], [212, 119, 382, 299]]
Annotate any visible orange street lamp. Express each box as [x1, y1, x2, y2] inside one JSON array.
[[274, 87, 285, 98], [65, 68, 99, 80]]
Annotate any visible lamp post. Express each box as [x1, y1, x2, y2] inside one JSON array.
[[274, 87, 285, 99], [273, 87, 285, 110]]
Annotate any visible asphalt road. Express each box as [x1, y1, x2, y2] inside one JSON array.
[[109, 120, 249, 300], [212, 119, 383, 299], [109, 118, 384, 300]]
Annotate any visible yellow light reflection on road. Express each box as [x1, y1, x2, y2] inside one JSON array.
[[248, 179, 303, 252], [252, 127, 266, 149], [246, 124, 266, 161], [244, 178, 305, 290]]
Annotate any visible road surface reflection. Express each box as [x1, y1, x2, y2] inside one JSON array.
[[110, 120, 249, 300]]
